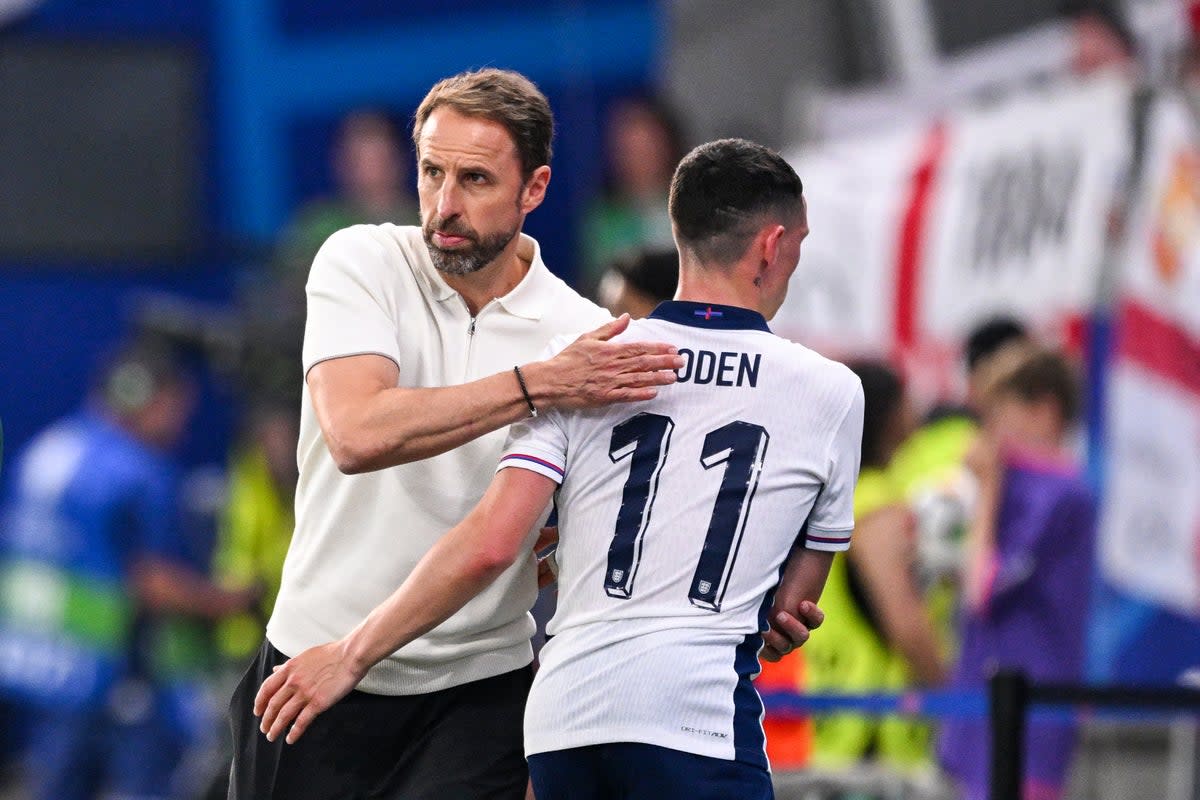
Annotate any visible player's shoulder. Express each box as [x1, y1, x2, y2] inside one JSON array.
[[769, 335, 861, 396]]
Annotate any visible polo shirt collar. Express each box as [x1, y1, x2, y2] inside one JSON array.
[[420, 232, 550, 320], [649, 300, 771, 332], [492, 234, 550, 320]]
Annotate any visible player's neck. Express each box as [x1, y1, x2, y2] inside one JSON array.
[[674, 270, 767, 317]]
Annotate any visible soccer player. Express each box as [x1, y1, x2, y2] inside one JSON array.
[[256, 138, 863, 799]]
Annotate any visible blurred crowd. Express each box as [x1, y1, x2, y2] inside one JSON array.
[[0, 2, 1197, 799]]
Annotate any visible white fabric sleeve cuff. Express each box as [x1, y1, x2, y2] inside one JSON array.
[[803, 526, 853, 552], [497, 451, 565, 485]]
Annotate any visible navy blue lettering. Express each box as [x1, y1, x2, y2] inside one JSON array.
[[676, 348, 694, 382], [693, 350, 716, 384], [739, 353, 761, 388], [675, 349, 762, 387], [716, 352, 738, 386]]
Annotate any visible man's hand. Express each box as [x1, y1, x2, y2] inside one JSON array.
[[522, 315, 684, 410], [254, 640, 365, 745], [760, 600, 825, 662]]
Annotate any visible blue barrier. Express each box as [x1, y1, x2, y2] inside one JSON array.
[[760, 686, 1200, 724]]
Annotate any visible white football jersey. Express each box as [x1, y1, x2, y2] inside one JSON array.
[[499, 301, 864, 767]]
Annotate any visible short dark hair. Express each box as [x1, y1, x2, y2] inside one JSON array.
[[847, 360, 905, 470], [93, 339, 185, 415], [669, 138, 804, 265], [966, 316, 1028, 373], [611, 248, 679, 306], [413, 68, 553, 178], [983, 345, 1081, 425]]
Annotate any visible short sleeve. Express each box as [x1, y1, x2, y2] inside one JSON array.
[[804, 380, 864, 552], [498, 410, 569, 485], [302, 227, 402, 374]]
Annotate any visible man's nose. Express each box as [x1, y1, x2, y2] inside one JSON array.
[[436, 181, 461, 221]]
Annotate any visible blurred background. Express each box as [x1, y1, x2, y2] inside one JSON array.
[[0, 0, 1198, 798]]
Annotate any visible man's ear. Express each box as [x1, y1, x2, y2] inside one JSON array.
[[760, 223, 786, 277], [521, 165, 552, 214]]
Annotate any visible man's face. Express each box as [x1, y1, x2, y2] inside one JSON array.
[[416, 108, 540, 276]]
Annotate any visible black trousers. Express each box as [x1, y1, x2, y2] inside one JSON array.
[[228, 640, 531, 800]]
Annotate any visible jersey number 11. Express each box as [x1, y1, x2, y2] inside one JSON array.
[[605, 412, 769, 612]]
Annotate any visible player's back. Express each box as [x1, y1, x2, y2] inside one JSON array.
[[504, 301, 862, 767]]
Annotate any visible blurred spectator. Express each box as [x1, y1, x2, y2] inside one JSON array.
[[889, 317, 1030, 662], [579, 96, 685, 295], [938, 345, 1096, 800], [596, 247, 679, 318], [274, 109, 419, 283], [803, 360, 945, 773], [213, 404, 298, 664], [0, 340, 256, 800]]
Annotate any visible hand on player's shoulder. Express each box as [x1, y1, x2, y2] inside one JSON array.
[[527, 315, 685, 410]]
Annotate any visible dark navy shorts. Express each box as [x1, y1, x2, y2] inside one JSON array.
[[528, 741, 773, 800]]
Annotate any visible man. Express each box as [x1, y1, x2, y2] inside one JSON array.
[[256, 138, 864, 800], [0, 340, 257, 800], [229, 69, 797, 799]]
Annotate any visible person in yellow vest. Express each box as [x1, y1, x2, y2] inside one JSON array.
[[803, 360, 947, 772], [214, 406, 299, 662]]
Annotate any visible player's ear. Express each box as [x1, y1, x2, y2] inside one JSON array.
[[760, 223, 786, 275], [520, 166, 551, 214]]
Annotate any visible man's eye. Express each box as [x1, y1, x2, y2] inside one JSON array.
[[424, 166, 442, 178], [466, 173, 487, 184]]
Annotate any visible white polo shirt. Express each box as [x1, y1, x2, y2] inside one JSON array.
[[266, 223, 610, 695]]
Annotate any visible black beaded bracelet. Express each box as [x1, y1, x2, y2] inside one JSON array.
[[513, 365, 538, 418]]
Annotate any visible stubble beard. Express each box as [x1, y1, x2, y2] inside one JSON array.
[[423, 217, 519, 277]]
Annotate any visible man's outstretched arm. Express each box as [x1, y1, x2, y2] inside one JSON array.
[[254, 468, 557, 743], [312, 314, 683, 473]]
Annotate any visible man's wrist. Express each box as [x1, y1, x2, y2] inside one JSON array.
[[513, 366, 538, 418], [339, 631, 376, 681], [516, 360, 556, 410]]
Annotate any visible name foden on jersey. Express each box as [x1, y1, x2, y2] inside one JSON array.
[[674, 349, 761, 388]]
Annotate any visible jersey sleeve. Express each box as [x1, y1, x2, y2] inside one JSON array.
[[803, 379, 865, 552], [497, 410, 569, 485], [302, 226, 402, 374]]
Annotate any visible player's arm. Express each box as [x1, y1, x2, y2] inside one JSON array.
[[312, 314, 682, 473], [254, 467, 557, 743], [762, 372, 865, 661], [761, 545, 834, 662]]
